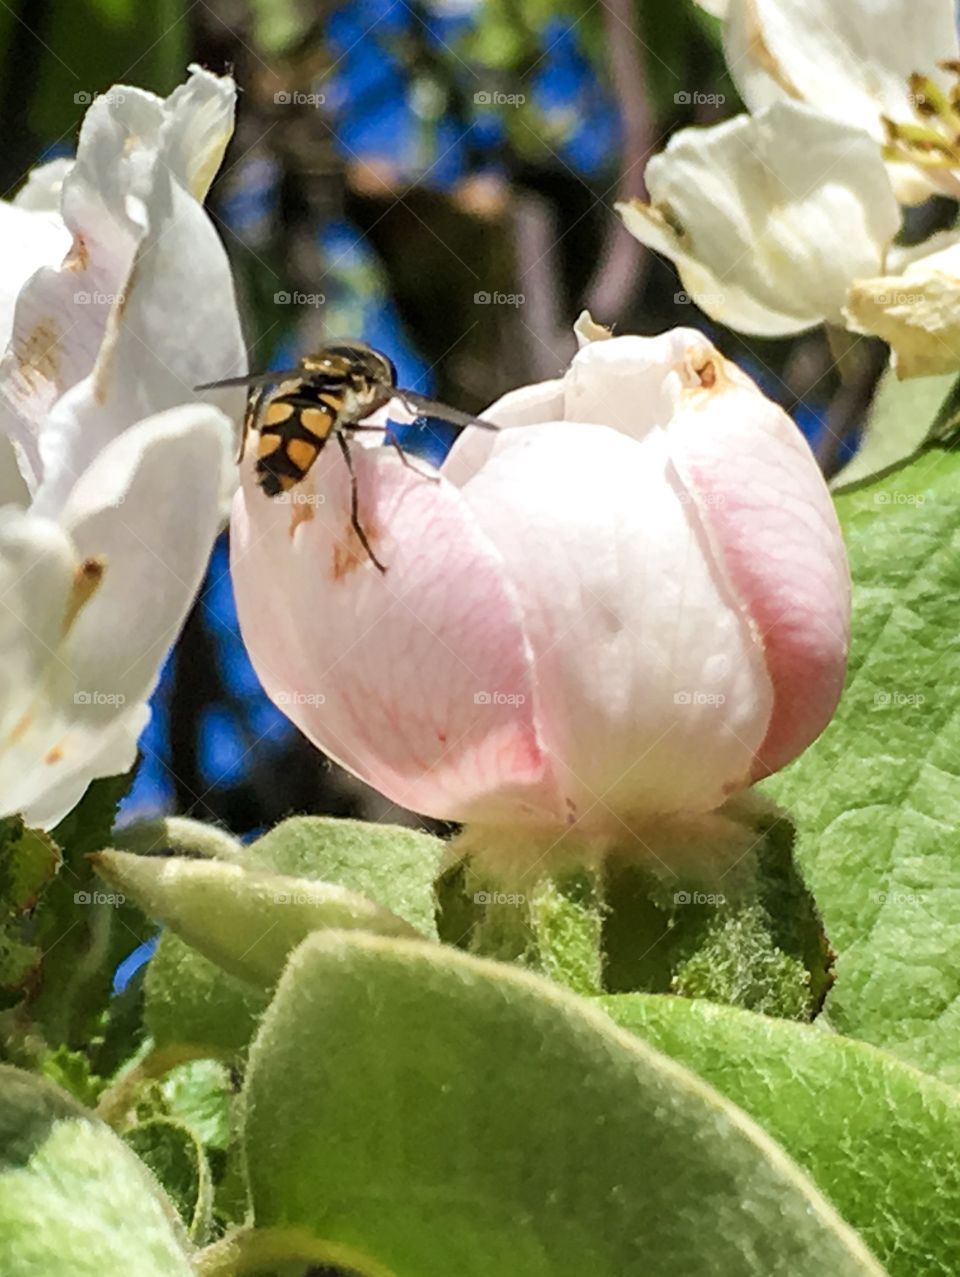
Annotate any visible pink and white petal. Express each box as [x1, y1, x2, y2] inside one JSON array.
[[32, 169, 245, 518], [562, 329, 718, 439], [666, 366, 850, 780], [58, 404, 233, 711], [459, 422, 774, 829], [442, 377, 565, 487], [231, 445, 559, 824]]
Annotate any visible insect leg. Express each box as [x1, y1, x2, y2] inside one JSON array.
[[336, 431, 387, 574], [382, 428, 441, 483]]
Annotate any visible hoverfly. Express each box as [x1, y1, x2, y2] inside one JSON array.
[[197, 341, 496, 573]]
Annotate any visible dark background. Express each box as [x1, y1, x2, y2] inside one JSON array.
[[1, 0, 857, 837]]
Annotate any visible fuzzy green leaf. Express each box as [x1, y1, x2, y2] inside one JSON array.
[[764, 445, 960, 1079], [0, 1066, 191, 1276], [124, 1116, 212, 1242], [245, 815, 444, 939], [601, 993, 960, 1277], [144, 931, 268, 1057], [240, 931, 884, 1277], [93, 849, 422, 988]]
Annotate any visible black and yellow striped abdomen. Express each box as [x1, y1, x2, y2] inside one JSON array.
[[254, 388, 340, 496]]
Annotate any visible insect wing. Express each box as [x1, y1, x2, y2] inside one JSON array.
[[395, 391, 498, 433]]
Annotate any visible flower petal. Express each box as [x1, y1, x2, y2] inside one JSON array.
[[231, 445, 558, 824], [617, 103, 900, 336], [458, 421, 774, 827], [0, 68, 241, 507], [844, 240, 960, 378], [0, 404, 232, 826], [725, 0, 958, 165], [665, 357, 851, 780]]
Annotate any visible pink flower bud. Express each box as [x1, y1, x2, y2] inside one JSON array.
[[230, 329, 850, 837]]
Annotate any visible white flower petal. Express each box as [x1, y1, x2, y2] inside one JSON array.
[[59, 404, 232, 707], [845, 240, 960, 377], [726, 0, 957, 134], [160, 63, 237, 202], [13, 158, 73, 213], [0, 404, 231, 827], [0, 201, 70, 360], [30, 159, 244, 520], [618, 103, 901, 336]]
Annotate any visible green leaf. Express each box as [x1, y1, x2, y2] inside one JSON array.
[[246, 815, 444, 939], [239, 932, 884, 1277], [0, 816, 59, 913], [600, 993, 960, 1277], [833, 370, 958, 489], [0, 1066, 192, 1276], [124, 1116, 212, 1242], [92, 849, 423, 988], [159, 1059, 234, 1153], [40, 1045, 104, 1108], [763, 444, 960, 1080], [25, 773, 149, 1049], [144, 931, 269, 1057]]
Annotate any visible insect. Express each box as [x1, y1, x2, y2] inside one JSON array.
[[197, 341, 496, 573]]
